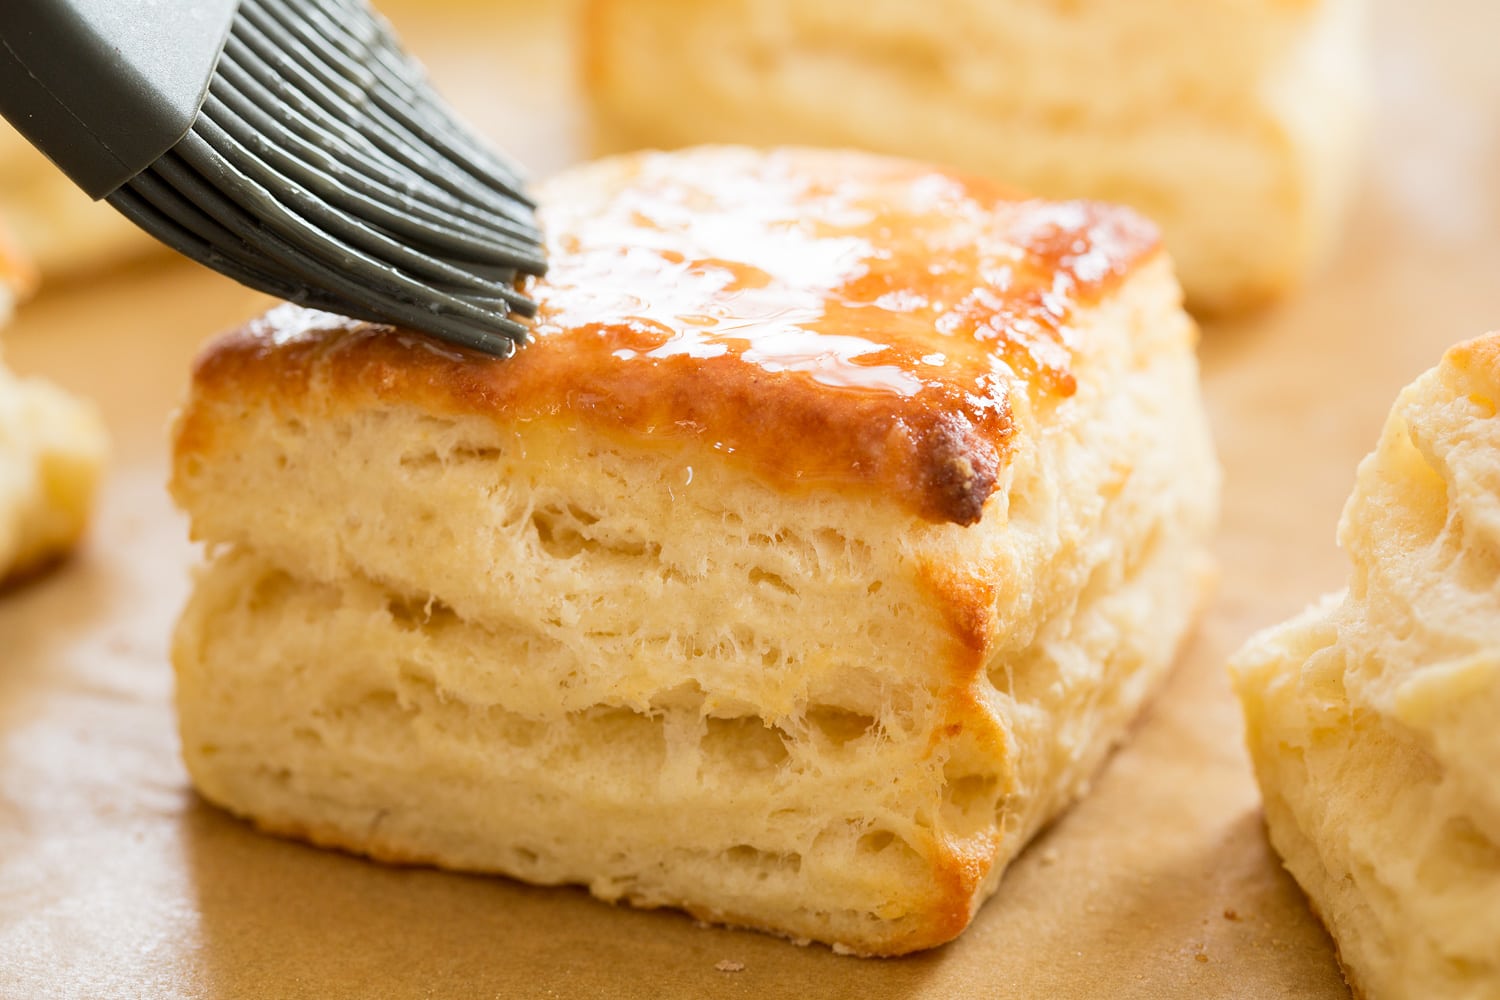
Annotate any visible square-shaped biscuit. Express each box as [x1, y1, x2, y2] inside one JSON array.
[[171, 147, 1219, 955], [583, 0, 1368, 313]]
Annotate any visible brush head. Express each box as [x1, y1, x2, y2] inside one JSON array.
[[1, 0, 545, 358]]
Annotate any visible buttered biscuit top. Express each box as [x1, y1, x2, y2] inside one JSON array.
[[198, 147, 1160, 524]]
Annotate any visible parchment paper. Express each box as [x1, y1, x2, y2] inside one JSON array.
[[2, 1, 1497, 996]]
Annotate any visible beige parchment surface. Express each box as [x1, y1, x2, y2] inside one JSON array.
[[2, 1, 1498, 997]]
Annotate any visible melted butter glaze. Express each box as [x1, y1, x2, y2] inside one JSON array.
[[207, 149, 1160, 524], [524, 150, 1158, 519]]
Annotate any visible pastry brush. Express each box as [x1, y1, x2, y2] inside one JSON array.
[[0, 0, 544, 357]]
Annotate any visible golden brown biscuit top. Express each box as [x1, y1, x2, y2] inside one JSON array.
[[1446, 331, 1500, 394], [190, 148, 1160, 524]]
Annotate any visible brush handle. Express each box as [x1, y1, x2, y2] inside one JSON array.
[[0, 0, 238, 198]]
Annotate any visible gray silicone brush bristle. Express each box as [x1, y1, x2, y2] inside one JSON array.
[[0, 0, 545, 358]]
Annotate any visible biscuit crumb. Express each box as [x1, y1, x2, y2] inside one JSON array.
[[1195, 952, 1209, 964], [715, 960, 745, 973], [1040, 847, 1060, 865]]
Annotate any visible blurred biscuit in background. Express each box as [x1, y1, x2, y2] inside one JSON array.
[[0, 226, 107, 584], [0, 124, 156, 282], [583, 0, 1369, 314]]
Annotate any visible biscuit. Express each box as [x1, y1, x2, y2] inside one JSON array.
[[583, 0, 1368, 314], [171, 147, 1220, 955], [1232, 333, 1500, 998], [0, 123, 155, 280], [0, 232, 107, 583]]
